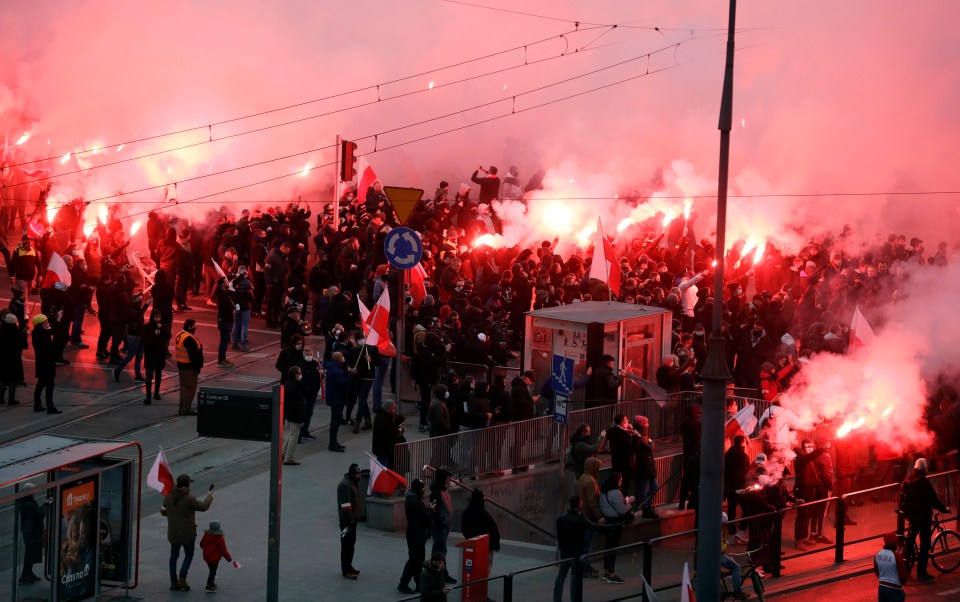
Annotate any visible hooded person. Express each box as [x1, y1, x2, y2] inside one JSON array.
[[461, 489, 501, 569], [337, 463, 363, 580], [398, 479, 433, 594], [161, 474, 214, 591], [577, 457, 604, 578], [429, 468, 457, 584], [419, 552, 449, 601]]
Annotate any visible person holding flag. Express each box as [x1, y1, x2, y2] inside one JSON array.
[[161, 474, 214, 592]]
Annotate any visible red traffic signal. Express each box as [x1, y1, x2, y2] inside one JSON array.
[[340, 140, 358, 181]]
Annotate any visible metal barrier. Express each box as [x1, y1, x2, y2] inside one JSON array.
[[393, 392, 773, 485], [397, 359, 520, 404], [389, 471, 957, 601]]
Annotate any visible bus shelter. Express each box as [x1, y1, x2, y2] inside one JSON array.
[[0, 435, 142, 602]]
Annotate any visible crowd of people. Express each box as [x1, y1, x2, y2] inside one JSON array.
[[4, 156, 960, 600]]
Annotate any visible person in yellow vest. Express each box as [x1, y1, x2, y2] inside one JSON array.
[[175, 319, 204, 416]]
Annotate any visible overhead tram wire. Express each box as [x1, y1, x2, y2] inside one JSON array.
[[436, 0, 765, 32], [5, 25, 611, 171], [8, 30, 728, 192]]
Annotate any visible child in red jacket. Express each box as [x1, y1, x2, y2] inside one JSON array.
[[199, 520, 237, 592]]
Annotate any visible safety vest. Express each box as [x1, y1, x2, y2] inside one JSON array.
[[175, 331, 200, 365]]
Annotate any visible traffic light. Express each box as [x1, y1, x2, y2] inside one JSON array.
[[340, 140, 358, 181]]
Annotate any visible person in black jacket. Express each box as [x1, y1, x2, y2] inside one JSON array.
[[141, 309, 169, 405], [605, 414, 638, 495], [901, 458, 950, 580], [398, 479, 433, 595], [31, 314, 62, 414], [585, 355, 621, 408], [113, 291, 149, 382], [296, 346, 323, 443], [276, 334, 304, 385], [470, 166, 501, 203], [16, 483, 48, 584], [724, 435, 752, 542], [633, 415, 659, 518], [461, 489, 501, 570], [282, 367, 305, 465], [214, 277, 235, 368], [0, 312, 26, 405], [372, 400, 404, 469], [678, 403, 702, 510], [554, 496, 615, 602]]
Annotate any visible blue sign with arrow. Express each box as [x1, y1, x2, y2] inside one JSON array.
[[384, 226, 423, 270]]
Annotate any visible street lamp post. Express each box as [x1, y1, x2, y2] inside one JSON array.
[[697, 1, 738, 600]]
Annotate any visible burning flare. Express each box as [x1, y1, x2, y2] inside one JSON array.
[[129, 221, 142, 236], [60, 152, 71, 164], [301, 163, 312, 177], [98, 205, 108, 224], [16, 133, 31, 145]]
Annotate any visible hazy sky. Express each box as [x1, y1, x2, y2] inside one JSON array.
[[2, 0, 958, 243]]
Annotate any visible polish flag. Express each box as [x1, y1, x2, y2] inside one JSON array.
[[406, 262, 428, 307], [724, 403, 759, 439], [362, 286, 397, 357], [356, 156, 378, 204], [641, 575, 660, 602], [147, 447, 175, 495], [41, 252, 72, 288], [367, 453, 407, 496], [211, 258, 235, 291], [849, 305, 876, 351], [681, 562, 696, 601], [587, 217, 620, 297]]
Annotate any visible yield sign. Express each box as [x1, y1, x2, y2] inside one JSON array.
[[383, 186, 424, 226]]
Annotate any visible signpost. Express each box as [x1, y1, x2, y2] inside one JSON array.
[[551, 354, 573, 426]]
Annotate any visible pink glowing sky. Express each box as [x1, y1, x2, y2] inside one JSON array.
[[1, 0, 958, 241]]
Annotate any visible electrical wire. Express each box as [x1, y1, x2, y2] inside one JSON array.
[[5, 25, 610, 170], [9, 31, 725, 195]]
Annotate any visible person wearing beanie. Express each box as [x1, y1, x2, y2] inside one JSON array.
[[31, 314, 62, 414], [337, 463, 363, 580], [0, 311, 25, 405], [162, 474, 214, 591], [199, 520, 238, 592], [398, 478, 433, 594], [900, 458, 949, 580], [874, 532, 907, 599]]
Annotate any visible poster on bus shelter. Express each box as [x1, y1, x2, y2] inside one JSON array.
[[59, 475, 99, 602], [56, 460, 131, 583]]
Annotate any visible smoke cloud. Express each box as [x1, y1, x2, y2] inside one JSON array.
[[0, 1, 956, 251]]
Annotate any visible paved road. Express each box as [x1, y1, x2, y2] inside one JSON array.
[[771, 568, 960, 601]]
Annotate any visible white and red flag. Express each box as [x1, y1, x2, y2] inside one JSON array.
[[41, 252, 72, 288], [358, 286, 397, 357], [356, 156, 379, 204], [681, 561, 696, 601], [366, 453, 407, 496], [406, 262, 429, 307], [147, 447, 175, 495], [724, 403, 759, 439], [587, 217, 621, 297], [849, 305, 876, 351]]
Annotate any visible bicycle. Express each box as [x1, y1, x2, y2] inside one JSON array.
[[896, 509, 960, 574], [690, 545, 766, 601]]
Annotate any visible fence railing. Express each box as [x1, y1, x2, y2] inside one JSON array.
[[394, 392, 772, 484], [397, 470, 957, 602]]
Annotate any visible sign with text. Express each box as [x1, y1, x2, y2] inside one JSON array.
[[198, 388, 275, 442]]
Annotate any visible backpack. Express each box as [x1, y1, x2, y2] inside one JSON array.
[[897, 479, 916, 514]]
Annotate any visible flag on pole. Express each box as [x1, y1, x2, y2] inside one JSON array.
[[623, 368, 669, 408], [357, 296, 372, 337], [641, 575, 660, 601], [366, 453, 407, 496], [356, 156, 378, 204], [147, 447, 175, 495], [406, 262, 429, 307], [41, 252, 72, 288], [363, 286, 397, 357], [680, 562, 696, 601], [587, 217, 621, 297], [725, 403, 759, 439], [849, 305, 876, 351], [211, 258, 235, 291]]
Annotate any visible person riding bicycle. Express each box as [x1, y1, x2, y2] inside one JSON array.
[[719, 512, 751, 599], [899, 458, 949, 581]]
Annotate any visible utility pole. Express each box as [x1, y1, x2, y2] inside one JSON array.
[[696, 1, 737, 600]]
